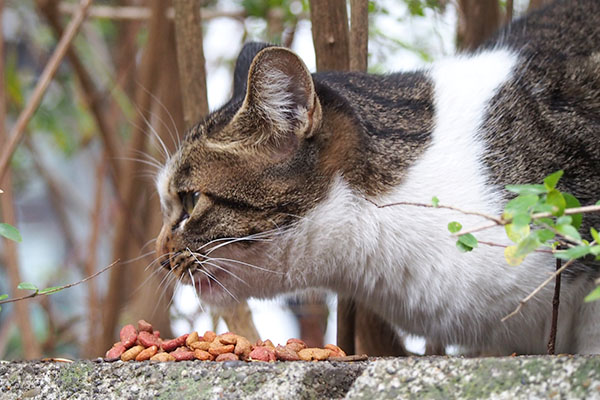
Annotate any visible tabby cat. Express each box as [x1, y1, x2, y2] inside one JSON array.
[[156, 0, 600, 354]]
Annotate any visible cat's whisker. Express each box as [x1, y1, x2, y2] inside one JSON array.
[[188, 268, 205, 313], [131, 149, 164, 169], [117, 156, 163, 170], [138, 83, 181, 152], [195, 267, 239, 303], [202, 255, 283, 275], [121, 250, 158, 265], [196, 259, 250, 287], [133, 103, 171, 162]]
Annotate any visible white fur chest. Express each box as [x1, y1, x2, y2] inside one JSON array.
[[277, 49, 592, 354]]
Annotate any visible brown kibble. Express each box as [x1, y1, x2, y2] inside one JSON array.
[[121, 345, 145, 361], [249, 346, 276, 362], [218, 332, 238, 345], [189, 341, 211, 351], [234, 336, 252, 361], [150, 352, 176, 362], [137, 320, 153, 333], [161, 334, 189, 352], [298, 348, 331, 361], [153, 330, 161, 338], [286, 338, 307, 348], [138, 331, 161, 348], [208, 342, 235, 356], [216, 353, 239, 362], [255, 339, 275, 349], [324, 344, 347, 357], [203, 330, 217, 342], [171, 348, 196, 361], [194, 349, 215, 361], [186, 331, 200, 347], [119, 324, 137, 349], [135, 345, 158, 361], [105, 343, 126, 361], [275, 345, 300, 361]]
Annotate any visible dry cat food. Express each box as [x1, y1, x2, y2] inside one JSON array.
[[104, 320, 351, 362]]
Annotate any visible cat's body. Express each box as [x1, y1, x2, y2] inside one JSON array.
[[156, 0, 600, 355]]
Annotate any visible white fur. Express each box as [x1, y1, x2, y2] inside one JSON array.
[[234, 49, 598, 354]]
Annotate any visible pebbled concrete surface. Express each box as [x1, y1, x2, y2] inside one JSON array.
[[1, 356, 599, 399]]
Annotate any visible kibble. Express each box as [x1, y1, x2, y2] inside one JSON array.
[[104, 319, 353, 363]]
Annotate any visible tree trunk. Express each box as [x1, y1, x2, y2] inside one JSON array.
[[101, 0, 170, 353], [456, 0, 501, 51], [309, 0, 350, 72], [173, 0, 209, 129]]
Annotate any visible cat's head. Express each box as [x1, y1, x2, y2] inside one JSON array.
[[155, 43, 350, 304]]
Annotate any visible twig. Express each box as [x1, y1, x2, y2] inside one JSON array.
[[547, 256, 562, 354], [367, 198, 504, 225], [501, 258, 576, 322], [532, 205, 600, 220], [476, 240, 554, 254], [58, 2, 246, 21], [0, 0, 94, 182], [0, 260, 120, 306]]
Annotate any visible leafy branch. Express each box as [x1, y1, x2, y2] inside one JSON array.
[[0, 260, 119, 312], [369, 170, 600, 321]]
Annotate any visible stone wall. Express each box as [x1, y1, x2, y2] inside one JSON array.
[[1, 356, 599, 399]]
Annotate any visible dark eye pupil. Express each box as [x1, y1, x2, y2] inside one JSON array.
[[181, 191, 200, 215]]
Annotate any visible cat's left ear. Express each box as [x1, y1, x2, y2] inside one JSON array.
[[241, 47, 322, 143]]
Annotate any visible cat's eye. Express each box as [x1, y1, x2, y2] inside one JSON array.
[[180, 191, 200, 215]]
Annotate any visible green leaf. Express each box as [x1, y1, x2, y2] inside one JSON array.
[[532, 203, 556, 214], [584, 286, 600, 302], [0, 294, 8, 301], [591, 227, 600, 244], [556, 224, 582, 242], [590, 245, 600, 256], [431, 196, 439, 208], [596, 200, 600, 206], [563, 193, 582, 229], [546, 190, 566, 216], [505, 184, 547, 196], [543, 170, 564, 190], [458, 233, 478, 249], [504, 194, 539, 218], [456, 240, 473, 253], [532, 229, 555, 243], [505, 223, 530, 243], [17, 282, 38, 291], [555, 245, 591, 260], [0, 223, 22, 242], [534, 217, 555, 227], [512, 213, 532, 228], [448, 221, 462, 234], [556, 216, 572, 226], [39, 286, 63, 295], [514, 234, 542, 258], [504, 245, 525, 266]]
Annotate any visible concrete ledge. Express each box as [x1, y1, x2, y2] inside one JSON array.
[[1, 356, 599, 399]]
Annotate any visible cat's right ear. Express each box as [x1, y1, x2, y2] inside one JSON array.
[[241, 46, 322, 144], [232, 42, 274, 99]]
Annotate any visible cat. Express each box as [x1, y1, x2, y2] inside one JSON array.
[[155, 0, 600, 355]]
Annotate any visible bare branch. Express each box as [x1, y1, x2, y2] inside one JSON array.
[[367, 198, 505, 225], [58, 2, 246, 21], [501, 257, 577, 322]]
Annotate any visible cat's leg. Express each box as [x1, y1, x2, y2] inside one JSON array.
[[574, 297, 600, 354]]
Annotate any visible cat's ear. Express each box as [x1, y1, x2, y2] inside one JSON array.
[[241, 46, 321, 143], [232, 42, 274, 99]]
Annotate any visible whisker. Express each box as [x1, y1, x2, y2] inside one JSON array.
[[139, 84, 182, 151]]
